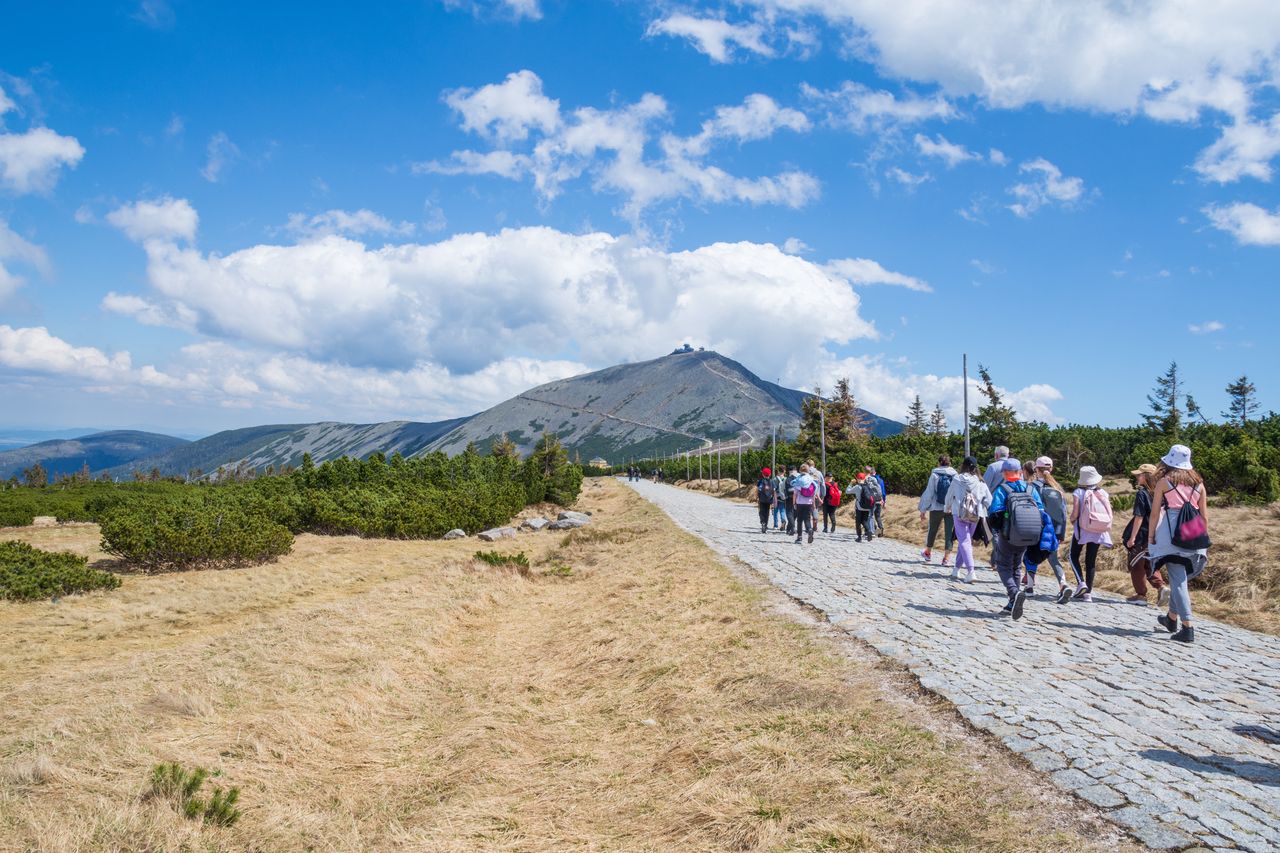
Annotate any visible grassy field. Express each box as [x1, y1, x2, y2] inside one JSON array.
[[0, 478, 1136, 852], [685, 477, 1280, 637]]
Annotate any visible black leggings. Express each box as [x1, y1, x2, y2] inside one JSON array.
[[1070, 539, 1099, 590], [822, 504, 837, 531]]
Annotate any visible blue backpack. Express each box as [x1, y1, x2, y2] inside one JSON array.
[[934, 472, 953, 506]]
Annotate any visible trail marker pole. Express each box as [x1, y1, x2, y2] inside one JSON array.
[[963, 353, 971, 459], [686, 451, 690, 481], [771, 425, 777, 473], [737, 441, 742, 483]]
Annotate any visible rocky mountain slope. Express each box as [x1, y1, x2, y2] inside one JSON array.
[[102, 419, 468, 479], [427, 349, 902, 461], [0, 431, 190, 480]]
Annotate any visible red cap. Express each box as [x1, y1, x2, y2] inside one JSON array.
[[762, 467, 771, 477]]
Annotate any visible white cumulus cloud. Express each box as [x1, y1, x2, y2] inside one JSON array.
[[647, 13, 774, 63], [107, 196, 199, 243], [1188, 320, 1226, 334], [825, 257, 932, 292], [284, 209, 415, 239], [802, 81, 955, 132], [1007, 158, 1087, 217], [914, 132, 980, 167], [0, 126, 85, 194], [1203, 201, 1280, 246]]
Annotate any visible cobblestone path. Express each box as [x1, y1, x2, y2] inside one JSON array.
[[627, 480, 1280, 852]]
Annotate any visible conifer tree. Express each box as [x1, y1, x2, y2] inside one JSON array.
[[970, 365, 1019, 446], [929, 404, 948, 435], [1223, 375, 1258, 427], [490, 432, 520, 459], [905, 395, 927, 436], [1186, 395, 1211, 426], [22, 462, 47, 487], [1143, 361, 1182, 435]]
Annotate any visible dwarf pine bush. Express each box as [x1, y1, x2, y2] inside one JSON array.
[[148, 762, 242, 827], [0, 541, 121, 601]]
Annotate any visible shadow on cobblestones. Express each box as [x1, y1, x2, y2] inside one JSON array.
[[1141, 749, 1280, 786], [907, 602, 1001, 620], [1042, 620, 1155, 638]]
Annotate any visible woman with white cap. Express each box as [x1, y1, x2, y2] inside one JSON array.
[[1024, 456, 1071, 603], [1147, 444, 1210, 644], [1067, 465, 1114, 602]]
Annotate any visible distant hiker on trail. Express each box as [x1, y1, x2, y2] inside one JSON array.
[[792, 464, 818, 545], [983, 446, 1010, 495], [821, 474, 841, 533], [918, 455, 957, 567], [1148, 445, 1209, 644], [1022, 457, 1070, 602], [784, 466, 799, 535], [943, 456, 990, 583], [1067, 466, 1113, 603], [756, 467, 776, 534], [849, 472, 878, 541], [771, 469, 787, 530], [1124, 463, 1168, 607], [866, 465, 887, 535], [988, 459, 1045, 620]]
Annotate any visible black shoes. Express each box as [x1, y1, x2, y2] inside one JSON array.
[[1011, 589, 1026, 621], [808, 531, 814, 544], [1056, 587, 1072, 605], [1170, 626, 1195, 643], [1157, 614, 1179, 633]]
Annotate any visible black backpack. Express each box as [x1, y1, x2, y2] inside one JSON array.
[[859, 479, 880, 510], [1001, 483, 1043, 547], [758, 478, 776, 504]]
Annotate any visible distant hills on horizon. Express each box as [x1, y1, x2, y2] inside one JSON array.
[[0, 350, 904, 480]]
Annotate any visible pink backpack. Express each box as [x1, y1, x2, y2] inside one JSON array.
[[1081, 489, 1113, 534]]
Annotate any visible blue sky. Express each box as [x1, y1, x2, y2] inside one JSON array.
[[2, 0, 1279, 436]]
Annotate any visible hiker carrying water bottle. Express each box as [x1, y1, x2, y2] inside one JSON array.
[[1148, 445, 1210, 644], [918, 455, 957, 567], [944, 456, 991, 583], [987, 458, 1045, 619], [1068, 466, 1113, 602]]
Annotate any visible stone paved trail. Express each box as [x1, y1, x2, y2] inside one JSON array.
[[627, 480, 1280, 852]]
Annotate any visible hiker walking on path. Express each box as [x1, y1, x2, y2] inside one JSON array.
[[1023, 457, 1070, 602], [1148, 444, 1210, 644], [918, 455, 957, 566], [983, 446, 1010, 494], [792, 464, 818, 544], [848, 473, 878, 541], [821, 474, 841, 533], [771, 469, 787, 530], [866, 465, 887, 535], [988, 459, 1045, 619], [756, 467, 776, 534], [1068, 466, 1113, 603], [784, 466, 798, 535], [1125, 463, 1169, 607], [943, 456, 991, 583]]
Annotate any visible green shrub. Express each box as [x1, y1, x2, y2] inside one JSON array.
[[474, 550, 529, 568], [1110, 493, 1136, 512], [0, 541, 121, 601], [100, 495, 293, 572], [148, 762, 241, 827]]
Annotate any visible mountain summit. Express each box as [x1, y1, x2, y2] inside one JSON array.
[[428, 349, 902, 460]]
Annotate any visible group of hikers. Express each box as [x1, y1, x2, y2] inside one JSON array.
[[754, 443, 1210, 643], [625, 466, 664, 482]]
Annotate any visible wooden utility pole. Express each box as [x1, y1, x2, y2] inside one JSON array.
[[963, 353, 971, 459]]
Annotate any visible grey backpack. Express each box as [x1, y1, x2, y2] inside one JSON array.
[[1033, 482, 1067, 538], [1001, 483, 1043, 547]]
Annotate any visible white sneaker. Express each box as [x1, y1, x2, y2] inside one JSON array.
[[964, 569, 975, 583], [950, 568, 960, 580], [1157, 587, 1171, 609]]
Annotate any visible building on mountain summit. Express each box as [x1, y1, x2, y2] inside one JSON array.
[[589, 456, 609, 469]]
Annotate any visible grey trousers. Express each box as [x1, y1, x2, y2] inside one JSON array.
[[992, 534, 1026, 601]]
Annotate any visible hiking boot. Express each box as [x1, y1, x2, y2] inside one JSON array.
[[867, 534, 874, 541], [1170, 626, 1194, 643], [1011, 589, 1026, 620], [1125, 594, 1147, 604], [1157, 614, 1179, 633], [1157, 587, 1171, 609], [808, 531, 814, 544], [856, 536, 862, 543]]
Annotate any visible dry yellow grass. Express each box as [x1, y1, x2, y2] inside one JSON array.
[[682, 476, 1280, 637], [0, 479, 1138, 851]]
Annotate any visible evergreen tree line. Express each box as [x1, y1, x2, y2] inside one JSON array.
[[603, 365, 1280, 504]]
